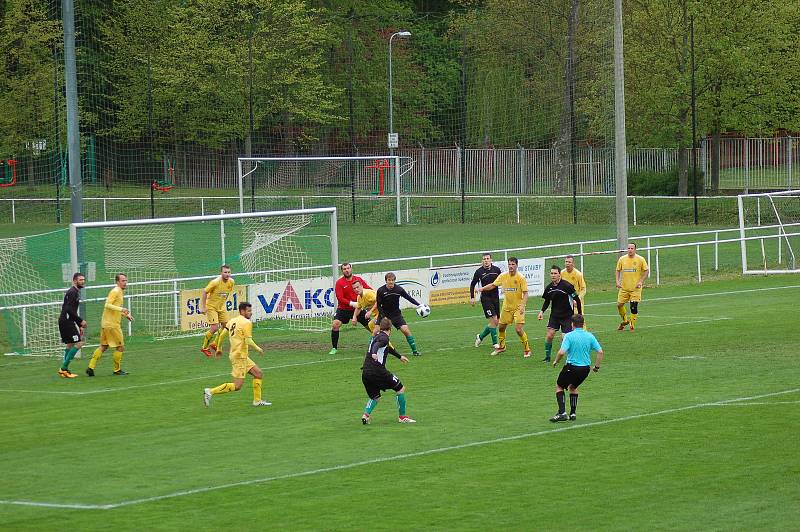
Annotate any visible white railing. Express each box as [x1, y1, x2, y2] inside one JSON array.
[[0, 194, 740, 226], [4, 224, 797, 351]]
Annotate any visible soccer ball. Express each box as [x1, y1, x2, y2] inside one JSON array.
[[416, 304, 431, 318]]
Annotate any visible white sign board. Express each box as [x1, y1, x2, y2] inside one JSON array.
[[387, 133, 399, 149]]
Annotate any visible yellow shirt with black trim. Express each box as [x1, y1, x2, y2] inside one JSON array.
[[356, 289, 378, 316], [561, 268, 586, 299]]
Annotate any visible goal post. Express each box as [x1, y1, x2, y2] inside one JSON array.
[[237, 156, 413, 225], [737, 190, 800, 274], [69, 207, 339, 342]]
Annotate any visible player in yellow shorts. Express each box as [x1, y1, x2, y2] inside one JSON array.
[[615, 243, 649, 331], [200, 265, 235, 357], [561, 254, 587, 324], [203, 301, 270, 407], [477, 257, 532, 358], [86, 273, 135, 377]]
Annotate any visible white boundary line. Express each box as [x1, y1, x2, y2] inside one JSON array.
[[2, 388, 797, 510], [0, 357, 361, 396]]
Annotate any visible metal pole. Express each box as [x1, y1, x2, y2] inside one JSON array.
[[330, 209, 339, 305], [691, 15, 699, 225], [395, 156, 402, 225], [613, 0, 629, 252], [220, 210, 226, 264], [63, 0, 82, 226], [388, 36, 394, 159]]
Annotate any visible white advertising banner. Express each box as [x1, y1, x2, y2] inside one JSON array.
[[355, 270, 430, 310], [249, 277, 336, 321]]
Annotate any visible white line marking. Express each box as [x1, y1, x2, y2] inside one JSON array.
[[2, 388, 796, 510], [710, 400, 800, 406], [0, 357, 362, 396]]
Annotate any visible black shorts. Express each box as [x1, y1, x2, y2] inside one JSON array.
[[362, 369, 403, 400], [334, 308, 355, 323], [557, 364, 591, 389], [547, 315, 573, 334], [59, 318, 81, 344], [378, 312, 407, 329], [481, 296, 500, 318]]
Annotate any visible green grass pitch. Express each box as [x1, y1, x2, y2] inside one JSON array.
[[2, 274, 799, 530]]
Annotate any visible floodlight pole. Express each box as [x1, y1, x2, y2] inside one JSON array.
[[613, 0, 629, 252], [388, 31, 411, 158], [63, 0, 82, 226], [388, 30, 410, 225]]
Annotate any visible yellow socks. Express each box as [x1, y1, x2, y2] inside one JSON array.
[[498, 329, 506, 349], [211, 383, 235, 395], [519, 331, 530, 352], [214, 327, 229, 351], [202, 330, 213, 349], [253, 378, 262, 402], [630, 313, 638, 328], [88, 348, 103, 369], [113, 351, 123, 373], [618, 306, 627, 321]]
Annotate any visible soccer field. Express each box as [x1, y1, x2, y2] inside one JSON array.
[[2, 275, 798, 530]]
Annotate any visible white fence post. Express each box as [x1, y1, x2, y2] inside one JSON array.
[[11, 199, 15, 224], [632, 196, 637, 226], [173, 280, 179, 326], [655, 249, 660, 285], [516, 197, 520, 224], [696, 245, 702, 283], [714, 231, 719, 270], [103, 198, 107, 222]]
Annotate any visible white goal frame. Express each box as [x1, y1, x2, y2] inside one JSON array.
[[737, 189, 800, 274], [237, 156, 406, 225]]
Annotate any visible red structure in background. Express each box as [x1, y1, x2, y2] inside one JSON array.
[[1, 159, 17, 187], [151, 163, 175, 192], [366, 159, 390, 195]]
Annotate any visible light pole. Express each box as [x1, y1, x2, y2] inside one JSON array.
[[388, 30, 411, 157]]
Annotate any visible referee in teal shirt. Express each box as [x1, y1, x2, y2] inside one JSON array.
[[550, 314, 604, 422]]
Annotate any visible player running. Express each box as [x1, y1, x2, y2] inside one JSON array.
[[203, 302, 270, 408]]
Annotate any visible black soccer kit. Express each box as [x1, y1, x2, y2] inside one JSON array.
[[541, 280, 582, 333], [59, 286, 83, 344], [361, 331, 404, 399], [470, 264, 502, 318], [376, 284, 420, 328]]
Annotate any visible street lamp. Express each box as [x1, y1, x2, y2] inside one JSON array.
[[388, 30, 411, 156]]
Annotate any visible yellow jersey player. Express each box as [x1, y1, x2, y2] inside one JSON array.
[[477, 257, 531, 358], [351, 280, 378, 333], [203, 301, 270, 407], [561, 254, 587, 323], [200, 265, 235, 357], [615, 243, 649, 331], [86, 273, 134, 376]]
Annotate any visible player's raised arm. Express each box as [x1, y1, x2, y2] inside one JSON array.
[[398, 285, 420, 307]]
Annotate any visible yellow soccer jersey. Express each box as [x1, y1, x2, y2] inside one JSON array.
[[561, 268, 586, 299], [227, 315, 253, 359], [205, 276, 235, 310], [101, 286, 124, 328], [616, 254, 649, 291], [495, 271, 528, 311], [356, 289, 377, 315]]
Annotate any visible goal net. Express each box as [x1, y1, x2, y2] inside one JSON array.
[[738, 190, 800, 274], [0, 230, 71, 355], [237, 156, 414, 224], [0, 208, 338, 356]]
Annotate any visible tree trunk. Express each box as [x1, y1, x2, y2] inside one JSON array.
[[553, 0, 580, 196]]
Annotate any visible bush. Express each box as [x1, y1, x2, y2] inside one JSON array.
[[627, 167, 704, 196]]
